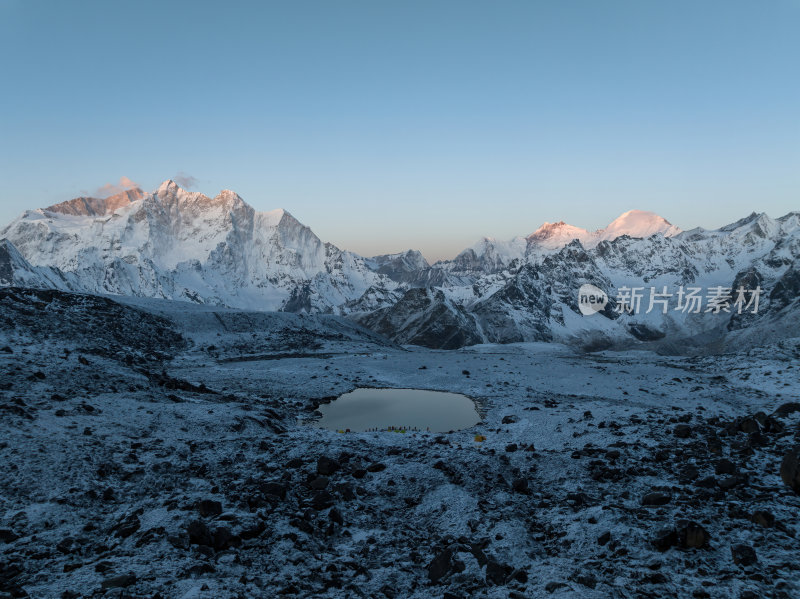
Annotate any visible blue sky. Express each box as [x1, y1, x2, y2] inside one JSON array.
[[1, 0, 798, 261]]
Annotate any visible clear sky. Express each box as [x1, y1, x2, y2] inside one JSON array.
[[1, 0, 798, 261]]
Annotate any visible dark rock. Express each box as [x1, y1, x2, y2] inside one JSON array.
[[113, 513, 141, 539], [751, 510, 775, 528], [366, 462, 386, 473], [652, 527, 678, 552], [290, 518, 314, 534], [187, 520, 213, 547], [334, 482, 357, 501], [695, 476, 717, 489], [677, 520, 710, 549], [674, 424, 692, 438], [329, 507, 344, 525], [56, 537, 76, 554], [511, 477, 529, 493], [260, 481, 288, 499], [0, 529, 20, 543], [510, 568, 528, 583], [628, 323, 665, 341], [101, 573, 137, 589], [773, 402, 800, 418], [642, 491, 672, 506], [427, 547, 465, 583], [780, 446, 800, 494], [597, 531, 611, 546], [505, 443, 518, 453], [680, 465, 700, 482], [485, 557, 510, 585], [545, 581, 569, 593], [309, 476, 330, 490], [167, 534, 189, 549], [285, 457, 304, 469], [501, 415, 518, 424], [574, 573, 597, 589], [731, 544, 758, 566], [739, 417, 760, 434], [317, 456, 340, 476], [653, 520, 709, 551], [312, 490, 335, 510], [212, 526, 239, 551], [715, 459, 737, 475], [197, 499, 222, 517]]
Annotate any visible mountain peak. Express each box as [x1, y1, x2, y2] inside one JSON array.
[[527, 221, 590, 249], [45, 187, 144, 217], [597, 210, 681, 243], [214, 189, 248, 206], [157, 179, 180, 191], [525, 210, 681, 251]]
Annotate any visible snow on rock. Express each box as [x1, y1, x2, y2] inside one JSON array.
[[1, 180, 397, 312], [365, 213, 800, 351], [1, 288, 798, 598], [593, 209, 682, 246], [1, 183, 798, 353]]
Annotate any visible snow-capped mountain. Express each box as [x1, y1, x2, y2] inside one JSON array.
[[424, 210, 682, 279], [353, 211, 800, 351], [45, 187, 146, 217], [1, 180, 797, 353], [366, 250, 430, 284], [1, 180, 396, 312], [526, 209, 681, 252]]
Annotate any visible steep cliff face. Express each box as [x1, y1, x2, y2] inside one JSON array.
[[1, 181, 396, 312], [356, 288, 484, 350]]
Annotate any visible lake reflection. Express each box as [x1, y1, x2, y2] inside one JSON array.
[[315, 388, 480, 433]]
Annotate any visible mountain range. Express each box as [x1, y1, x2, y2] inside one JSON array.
[[2, 180, 798, 352]]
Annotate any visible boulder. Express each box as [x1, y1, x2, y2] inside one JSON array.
[[731, 544, 758, 567], [780, 447, 800, 494]]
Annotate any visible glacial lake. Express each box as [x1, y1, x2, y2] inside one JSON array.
[[315, 388, 481, 433]]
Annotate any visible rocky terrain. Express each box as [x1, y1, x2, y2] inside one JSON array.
[[1, 289, 799, 598]]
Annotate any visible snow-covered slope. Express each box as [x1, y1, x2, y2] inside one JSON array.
[[1, 181, 797, 352], [357, 211, 800, 351], [1, 180, 396, 312], [592, 209, 681, 247], [0, 239, 74, 290]]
